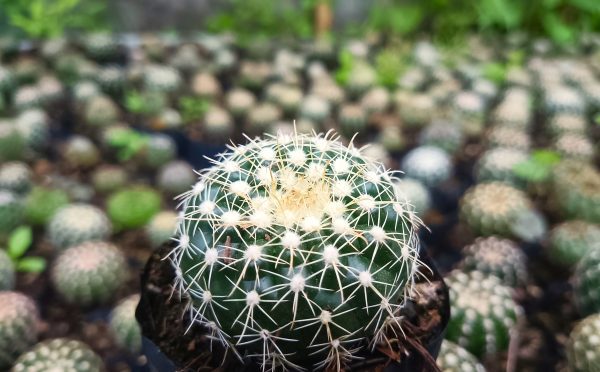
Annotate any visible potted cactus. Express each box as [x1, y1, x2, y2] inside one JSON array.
[[136, 131, 449, 371]]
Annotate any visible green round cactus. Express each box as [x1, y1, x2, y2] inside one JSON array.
[[460, 182, 532, 237], [567, 313, 600, 372], [487, 126, 530, 151], [83, 95, 119, 128], [202, 106, 234, 142], [397, 93, 435, 128], [62, 136, 100, 168], [345, 62, 375, 98], [170, 131, 425, 370], [0, 190, 23, 237], [0, 66, 14, 94], [543, 85, 586, 115], [549, 221, 600, 267], [12, 338, 103, 372], [338, 104, 367, 138], [15, 109, 49, 155], [452, 91, 486, 136], [247, 103, 282, 134], [0, 162, 31, 194], [574, 245, 600, 316], [445, 270, 521, 358], [300, 94, 331, 124], [144, 65, 182, 93], [460, 236, 527, 287], [0, 250, 15, 290], [0, 122, 25, 162], [0, 291, 39, 369], [437, 340, 486, 372], [226, 88, 256, 118], [394, 178, 431, 216], [47, 203, 112, 250], [109, 294, 142, 353], [157, 161, 196, 196], [82, 33, 119, 60], [401, 146, 452, 187], [51, 241, 127, 306], [24, 187, 69, 226], [269, 85, 302, 116], [91, 165, 128, 194], [145, 211, 178, 249], [553, 133, 594, 161], [96, 65, 125, 95], [552, 160, 600, 223], [142, 133, 177, 169], [475, 147, 528, 187], [419, 120, 464, 154], [107, 186, 161, 230]]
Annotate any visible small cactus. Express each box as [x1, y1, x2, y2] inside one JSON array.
[[247, 103, 282, 134], [145, 211, 178, 249], [300, 94, 331, 124], [191, 72, 221, 99], [13, 85, 42, 112], [96, 65, 125, 95], [552, 160, 600, 223], [452, 91, 486, 136], [574, 245, 600, 316], [445, 270, 521, 358], [475, 147, 528, 187], [107, 186, 161, 230], [12, 338, 103, 372], [226, 88, 256, 118], [91, 165, 128, 194], [360, 87, 390, 114], [487, 126, 530, 151], [419, 120, 464, 154], [338, 104, 367, 138], [543, 85, 586, 115], [0, 291, 39, 369], [397, 93, 435, 128], [83, 33, 119, 60], [0, 66, 14, 94], [437, 340, 486, 372], [0, 162, 32, 194], [144, 65, 182, 93], [202, 106, 234, 142], [15, 109, 49, 155], [170, 131, 425, 370], [0, 122, 24, 161], [47, 203, 112, 250], [72, 80, 101, 104], [269, 85, 303, 116], [142, 133, 177, 169], [109, 294, 142, 353], [51, 241, 127, 306], [0, 250, 15, 290], [553, 133, 594, 161], [24, 187, 69, 226], [567, 313, 600, 372], [460, 182, 532, 237], [394, 178, 431, 216], [0, 191, 23, 237], [346, 62, 375, 97], [157, 161, 196, 196], [548, 221, 600, 267], [547, 113, 586, 137], [62, 136, 100, 168], [401, 146, 452, 187], [459, 236, 527, 287], [84, 95, 119, 128], [311, 81, 345, 108]]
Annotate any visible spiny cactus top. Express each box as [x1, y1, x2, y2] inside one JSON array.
[[11, 338, 103, 372], [552, 160, 600, 223], [401, 145, 452, 187], [437, 340, 486, 372], [170, 131, 425, 370], [0, 291, 39, 369], [0, 250, 15, 290], [548, 221, 600, 267], [47, 203, 112, 250], [109, 294, 142, 353], [567, 313, 600, 372], [574, 245, 600, 316]]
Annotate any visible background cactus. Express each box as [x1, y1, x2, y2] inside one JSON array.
[[170, 132, 425, 370], [84, 95, 119, 128], [475, 148, 528, 187], [145, 211, 178, 249], [202, 106, 234, 142], [24, 187, 69, 226], [548, 221, 600, 267], [445, 270, 521, 358], [12, 338, 103, 372], [15, 109, 49, 155], [394, 178, 431, 216], [91, 165, 128, 194], [107, 186, 161, 230], [157, 161, 196, 196], [567, 313, 600, 372], [552, 160, 600, 223], [0, 191, 23, 238], [0, 250, 14, 290], [51, 241, 127, 306], [0, 291, 39, 369], [47, 204, 112, 250], [109, 294, 142, 353], [437, 340, 486, 372], [419, 120, 464, 154], [401, 145, 452, 187], [573, 245, 600, 316], [62, 136, 100, 169], [0, 122, 25, 162], [0, 162, 32, 194]]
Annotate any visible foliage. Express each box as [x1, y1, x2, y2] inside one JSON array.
[[105, 128, 149, 162], [513, 150, 561, 183], [124, 90, 166, 117], [483, 49, 525, 84], [334, 49, 354, 86], [375, 47, 408, 89], [107, 186, 162, 230], [178, 96, 211, 124], [5, 226, 46, 273], [0, 0, 107, 39]]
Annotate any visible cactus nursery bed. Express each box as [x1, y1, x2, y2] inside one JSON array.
[[0, 28, 598, 372]]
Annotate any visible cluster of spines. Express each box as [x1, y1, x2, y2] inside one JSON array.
[[567, 313, 600, 372], [47, 203, 112, 250], [0, 291, 39, 369], [12, 338, 103, 372], [573, 245, 600, 316]]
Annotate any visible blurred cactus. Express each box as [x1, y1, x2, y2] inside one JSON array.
[[47, 204, 111, 250], [12, 338, 103, 372]]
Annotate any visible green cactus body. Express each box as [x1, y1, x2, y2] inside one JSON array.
[[52, 241, 127, 306], [63, 136, 100, 168], [15, 109, 49, 154], [83, 33, 119, 61], [24, 187, 69, 226], [248, 103, 282, 134], [452, 91, 486, 136], [109, 294, 142, 353], [72, 81, 101, 105], [574, 246, 600, 316], [48, 204, 112, 250], [157, 161, 196, 196], [397, 93, 435, 128], [226, 88, 256, 118], [0, 190, 23, 237], [401, 146, 452, 187], [437, 340, 486, 372], [549, 221, 600, 267], [12, 338, 103, 372], [460, 182, 532, 237], [170, 132, 424, 370], [552, 160, 600, 223], [0, 66, 14, 94], [91, 166, 128, 194], [169, 44, 203, 74], [419, 121, 464, 154], [14, 86, 42, 112], [0, 250, 15, 290], [338, 104, 367, 138], [84, 95, 119, 128], [0, 122, 25, 161], [0, 291, 39, 369], [97, 65, 125, 95], [394, 178, 431, 216], [567, 313, 600, 372], [312, 81, 345, 109], [460, 237, 527, 287], [553, 133, 594, 161], [475, 147, 528, 187], [346, 62, 375, 98], [202, 107, 234, 142], [142, 134, 177, 169], [144, 65, 182, 93], [445, 270, 521, 358], [361, 87, 390, 115], [0, 162, 32, 194], [300, 95, 331, 124], [146, 211, 178, 248], [377, 125, 405, 153], [107, 186, 161, 230], [270, 85, 303, 116]]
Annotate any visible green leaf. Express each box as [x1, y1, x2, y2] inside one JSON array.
[[8, 226, 32, 260], [543, 13, 575, 44], [513, 160, 551, 182], [532, 150, 561, 165], [16, 257, 46, 273]]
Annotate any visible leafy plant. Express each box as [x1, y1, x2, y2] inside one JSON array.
[[178, 96, 211, 124], [5, 226, 45, 273], [124, 90, 166, 117], [375, 47, 408, 89], [0, 0, 107, 39], [513, 150, 562, 183], [334, 49, 354, 86], [106, 128, 149, 162]]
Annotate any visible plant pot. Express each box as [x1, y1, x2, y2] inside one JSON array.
[[136, 243, 449, 372]]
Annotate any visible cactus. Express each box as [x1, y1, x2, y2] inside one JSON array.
[[191, 72, 221, 99], [48, 204, 112, 250], [452, 91, 486, 136], [487, 126, 530, 151], [109, 294, 142, 353], [15, 109, 49, 154], [157, 161, 196, 196], [419, 120, 464, 154], [394, 178, 431, 216], [445, 270, 521, 358], [0, 250, 15, 290], [52, 241, 127, 306], [574, 245, 600, 316], [553, 133, 594, 161], [552, 160, 600, 223], [83, 33, 119, 60], [91, 166, 128, 194], [401, 146, 452, 187], [24, 187, 69, 226], [62, 136, 100, 168], [460, 182, 532, 237], [475, 147, 528, 187], [96, 65, 125, 95], [0, 66, 14, 94], [543, 85, 586, 115], [491, 100, 531, 129], [226, 88, 256, 118], [377, 125, 405, 153], [0, 162, 32, 194], [346, 62, 376, 98], [12, 338, 103, 372], [72, 81, 101, 105], [239, 61, 272, 90], [338, 104, 367, 138], [472, 78, 498, 105], [145, 211, 178, 249], [144, 65, 182, 93], [84, 95, 119, 128], [361, 87, 390, 114], [270, 85, 303, 116], [13, 85, 42, 112], [567, 313, 600, 372], [169, 131, 425, 370], [548, 221, 600, 267], [397, 93, 435, 128], [459, 237, 527, 287], [37, 75, 64, 105], [0, 191, 23, 237], [107, 186, 161, 230], [300, 94, 331, 124], [437, 340, 486, 372], [0, 121, 25, 161], [142, 133, 177, 169], [169, 44, 203, 74], [0, 291, 39, 369], [202, 106, 234, 142], [547, 113, 586, 137], [311, 81, 345, 108], [248, 103, 282, 134]]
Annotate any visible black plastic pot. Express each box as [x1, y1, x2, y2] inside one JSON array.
[[137, 244, 449, 372]]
